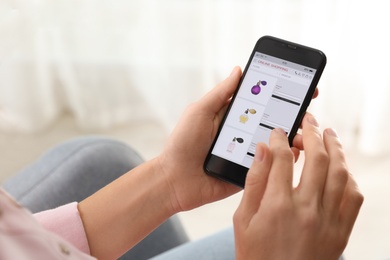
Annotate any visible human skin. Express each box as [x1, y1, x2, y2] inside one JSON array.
[[233, 114, 364, 260], [77, 66, 326, 260], [78, 67, 243, 259]]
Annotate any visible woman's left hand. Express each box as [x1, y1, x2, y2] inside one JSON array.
[[157, 67, 243, 212]]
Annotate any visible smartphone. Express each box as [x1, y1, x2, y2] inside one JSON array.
[[204, 36, 326, 188]]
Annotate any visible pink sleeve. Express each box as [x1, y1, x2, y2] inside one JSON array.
[[34, 202, 91, 255]]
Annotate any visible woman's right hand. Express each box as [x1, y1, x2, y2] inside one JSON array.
[[233, 113, 364, 260]]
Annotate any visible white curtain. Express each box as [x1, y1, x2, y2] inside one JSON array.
[[1, 0, 389, 155]]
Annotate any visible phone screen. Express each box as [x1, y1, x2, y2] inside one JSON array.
[[210, 51, 317, 169], [204, 36, 326, 187]]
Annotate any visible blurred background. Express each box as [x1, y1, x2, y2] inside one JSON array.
[[1, 0, 390, 259]]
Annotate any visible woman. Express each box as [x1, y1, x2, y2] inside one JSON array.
[[1, 67, 363, 259]]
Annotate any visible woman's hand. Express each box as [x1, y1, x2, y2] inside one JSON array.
[[157, 66, 318, 213], [157, 67, 243, 212], [233, 113, 364, 260]]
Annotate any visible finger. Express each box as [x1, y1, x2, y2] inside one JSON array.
[[292, 133, 304, 150], [298, 113, 329, 199], [291, 147, 301, 163], [201, 66, 242, 113], [339, 174, 364, 235], [322, 128, 349, 215], [266, 128, 294, 196], [291, 131, 303, 162], [237, 143, 272, 223], [312, 88, 319, 99]]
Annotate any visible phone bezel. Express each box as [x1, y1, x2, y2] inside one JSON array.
[[204, 36, 327, 188]]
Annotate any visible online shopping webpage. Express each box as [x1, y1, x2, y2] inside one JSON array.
[[211, 51, 316, 168]]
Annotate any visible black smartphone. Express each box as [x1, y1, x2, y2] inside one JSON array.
[[204, 36, 326, 188]]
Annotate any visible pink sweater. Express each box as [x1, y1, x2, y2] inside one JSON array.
[[0, 188, 94, 259], [34, 202, 91, 254]]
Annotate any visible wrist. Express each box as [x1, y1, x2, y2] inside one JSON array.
[[79, 158, 179, 258], [139, 157, 178, 216], [153, 155, 184, 214]]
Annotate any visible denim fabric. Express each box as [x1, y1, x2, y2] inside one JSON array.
[[3, 136, 189, 260]]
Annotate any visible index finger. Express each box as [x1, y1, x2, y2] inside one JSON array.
[[266, 128, 295, 197], [298, 113, 329, 200]]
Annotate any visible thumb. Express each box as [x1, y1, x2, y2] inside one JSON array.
[[237, 143, 272, 221], [201, 66, 242, 113]]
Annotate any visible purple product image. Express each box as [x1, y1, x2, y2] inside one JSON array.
[[251, 80, 267, 95]]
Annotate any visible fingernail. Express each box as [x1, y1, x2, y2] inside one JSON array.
[[307, 115, 319, 127], [326, 128, 338, 137], [274, 128, 287, 136]]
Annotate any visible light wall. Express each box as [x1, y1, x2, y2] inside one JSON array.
[[1, 0, 390, 155]]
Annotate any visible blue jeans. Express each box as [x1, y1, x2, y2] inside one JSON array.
[[2, 136, 235, 259]]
